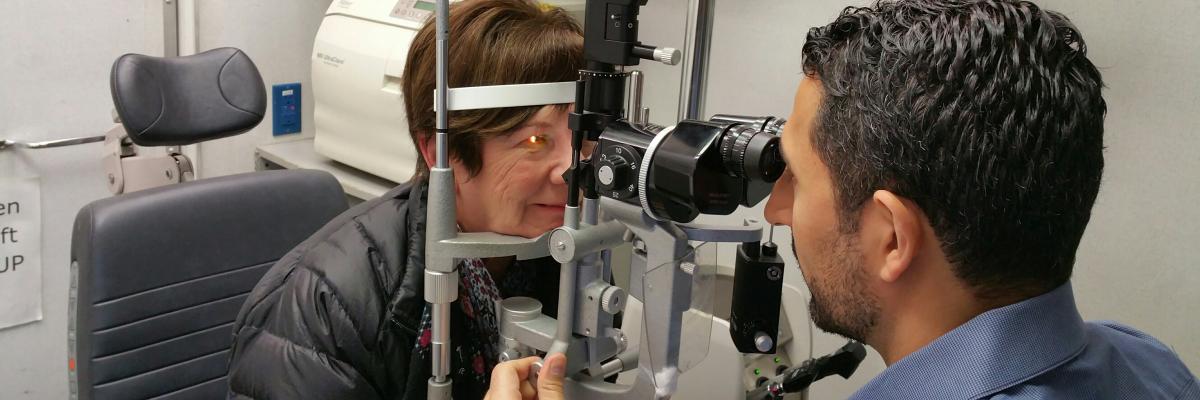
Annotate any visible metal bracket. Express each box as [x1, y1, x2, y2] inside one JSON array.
[[548, 220, 629, 264], [678, 222, 763, 243], [433, 232, 551, 260], [100, 124, 194, 194]]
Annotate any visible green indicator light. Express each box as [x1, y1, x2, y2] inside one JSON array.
[[413, 1, 435, 12], [753, 368, 761, 376], [774, 357, 781, 363]]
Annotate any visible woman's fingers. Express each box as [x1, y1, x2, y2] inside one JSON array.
[[537, 353, 568, 400], [486, 356, 542, 400]]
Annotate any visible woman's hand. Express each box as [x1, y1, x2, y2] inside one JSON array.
[[483, 353, 567, 400]]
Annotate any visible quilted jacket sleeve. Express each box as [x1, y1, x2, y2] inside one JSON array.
[[226, 263, 384, 399], [225, 188, 420, 400]]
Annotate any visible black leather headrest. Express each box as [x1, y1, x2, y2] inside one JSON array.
[[110, 47, 266, 146]]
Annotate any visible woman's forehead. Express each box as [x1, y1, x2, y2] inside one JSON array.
[[517, 105, 570, 129]]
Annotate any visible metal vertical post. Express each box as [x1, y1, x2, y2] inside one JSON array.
[[426, 1, 456, 399], [677, 0, 714, 121], [163, 0, 179, 58]]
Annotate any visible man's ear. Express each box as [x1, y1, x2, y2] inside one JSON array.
[[415, 132, 436, 169], [863, 190, 924, 283]]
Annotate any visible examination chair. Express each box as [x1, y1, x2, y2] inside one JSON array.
[[68, 48, 349, 399]]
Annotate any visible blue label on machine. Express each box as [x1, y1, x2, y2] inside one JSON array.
[[272, 83, 302, 136]]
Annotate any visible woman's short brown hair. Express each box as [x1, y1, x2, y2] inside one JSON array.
[[402, 0, 584, 181]]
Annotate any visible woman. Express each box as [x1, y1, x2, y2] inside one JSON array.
[[226, 1, 584, 399]]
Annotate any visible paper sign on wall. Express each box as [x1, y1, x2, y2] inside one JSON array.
[[0, 177, 42, 330]]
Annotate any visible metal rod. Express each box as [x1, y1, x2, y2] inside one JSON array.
[[629, 71, 646, 125], [178, 0, 197, 56], [0, 135, 106, 150], [567, 80, 586, 208], [176, 0, 201, 179], [583, 197, 600, 226], [550, 78, 590, 357], [434, 0, 450, 169], [677, 0, 714, 121], [548, 205, 582, 356], [431, 302, 452, 379], [427, 1, 456, 395], [163, 0, 179, 58]]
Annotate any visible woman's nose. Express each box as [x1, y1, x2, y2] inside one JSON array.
[[549, 141, 572, 186]]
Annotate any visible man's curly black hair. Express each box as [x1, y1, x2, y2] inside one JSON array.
[[802, 0, 1107, 300]]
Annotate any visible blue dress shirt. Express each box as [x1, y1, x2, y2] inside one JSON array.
[[850, 283, 1198, 399]]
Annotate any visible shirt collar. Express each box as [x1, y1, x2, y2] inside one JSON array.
[[850, 282, 1087, 400]]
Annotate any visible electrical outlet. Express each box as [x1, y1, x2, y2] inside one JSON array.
[[272, 83, 301, 136]]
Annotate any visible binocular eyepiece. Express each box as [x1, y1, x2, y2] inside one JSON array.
[[710, 115, 787, 182], [593, 115, 787, 223]]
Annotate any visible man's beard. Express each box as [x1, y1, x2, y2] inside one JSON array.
[[793, 234, 879, 343]]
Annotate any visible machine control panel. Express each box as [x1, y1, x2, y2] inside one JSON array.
[[390, 0, 434, 23], [272, 83, 302, 136]]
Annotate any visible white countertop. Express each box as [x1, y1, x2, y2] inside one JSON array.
[[256, 137, 399, 200]]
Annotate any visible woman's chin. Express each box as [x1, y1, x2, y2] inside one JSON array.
[[483, 207, 567, 239], [494, 221, 561, 239], [530, 205, 565, 222], [526, 215, 567, 238]]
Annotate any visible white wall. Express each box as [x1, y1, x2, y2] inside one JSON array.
[[638, 0, 1200, 397], [0, 1, 330, 398], [192, 0, 333, 178], [0, 2, 160, 398], [1039, 0, 1200, 370]]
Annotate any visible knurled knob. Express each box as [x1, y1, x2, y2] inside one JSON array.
[[600, 286, 627, 314], [655, 47, 681, 65]]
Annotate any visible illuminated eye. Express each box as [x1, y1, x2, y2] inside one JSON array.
[[523, 134, 550, 150]]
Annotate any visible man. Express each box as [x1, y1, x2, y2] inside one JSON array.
[[763, 0, 1197, 398], [489, 0, 1198, 398]]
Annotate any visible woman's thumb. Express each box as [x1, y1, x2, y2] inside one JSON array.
[[537, 353, 567, 400]]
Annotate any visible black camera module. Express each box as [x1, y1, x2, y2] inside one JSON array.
[[710, 114, 787, 135], [592, 116, 786, 223]]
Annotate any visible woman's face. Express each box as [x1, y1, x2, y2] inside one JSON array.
[[451, 106, 586, 238]]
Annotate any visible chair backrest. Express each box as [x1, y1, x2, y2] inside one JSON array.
[[110, 47, 266, 146], [69, 170, 347, 400]]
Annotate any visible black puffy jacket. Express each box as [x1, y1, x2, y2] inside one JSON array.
[[226, 182, 559, 399]]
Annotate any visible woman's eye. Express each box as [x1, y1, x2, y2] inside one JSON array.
[[521, 134, 551, 150]]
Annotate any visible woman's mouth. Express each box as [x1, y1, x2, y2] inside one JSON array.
[[534, 204, 566, 213]]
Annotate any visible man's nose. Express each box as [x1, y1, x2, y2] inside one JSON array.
[[764, 177, 793, 226]]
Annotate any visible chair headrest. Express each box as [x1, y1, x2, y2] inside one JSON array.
[[110, 47, 266, 146]]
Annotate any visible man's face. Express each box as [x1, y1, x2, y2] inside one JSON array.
[[764, 78, 879, 342]]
